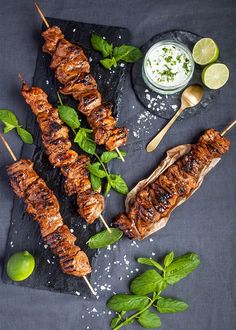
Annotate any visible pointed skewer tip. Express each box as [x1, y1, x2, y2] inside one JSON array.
[[34, 2, 50, 28], [99, 215, 112, 233], [221, 119, 236, 136], [83, 276, 96, 296], [115, 147, 125, 162], [0, 134, 17, 162]]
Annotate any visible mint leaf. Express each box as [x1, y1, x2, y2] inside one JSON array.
[[100, 57, 117, 69], [104, 181, 111, 195], [87, 228, 123, 249], [91, 33, 113, 57], [165, 253, 200, 285], [16, 127, 33, 144], [107, 294, 149, 312], [58, 105, 80, 130], [111, 317, 120, 329], [156, 297, 188, 313], [109, 174, 128, 195], [113, 45, 143, 63], [74, 128, 96, 155], [0, 109, 19, 133], [100, 150, 126, 163], [130, 269, 164, 295], [138, 310, 161, 328], [90, 173, 101, 191], [137, 257, 164, 271], [164, 251, 174, 268], [87, 163, 106, 178]]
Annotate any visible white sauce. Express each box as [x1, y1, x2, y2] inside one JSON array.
[[145, 43, 193, 87]]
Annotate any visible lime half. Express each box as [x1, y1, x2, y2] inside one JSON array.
[[7, 251, 35, 281], [202, 63, 229, 89], [192, 38, 219, 65]]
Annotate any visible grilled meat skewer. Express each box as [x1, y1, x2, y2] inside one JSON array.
[[114, 129, 230, 240], [7, 159, 91, 277], [41, 26, 128, 151], [21, 83, 104, 224]]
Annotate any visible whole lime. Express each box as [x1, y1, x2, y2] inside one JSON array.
[[7, 251, 35, 281]]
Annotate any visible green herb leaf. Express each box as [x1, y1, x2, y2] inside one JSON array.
[[91, 33, 113, 58], [137, 257, 164, 271], [87, 228, 123, 249], [109, 174, 128, 195], [165, 253, 200, 285], [100, 57, 117, 69], [74, 128, 96, 155], [113, 45, 143, 63], [0, 109, 19, 133], [104, 181, 111, 195], [90, 173, 101, 191], [88, 163, 107, 178], [100, 150, 126, 163], [156, 297, 189, 313], [58, 105, 80, 130], [16, 127, 33, 144], [164, 251, 174, 268], [107, 294, 149, 312], [130, 269, 164, 295], [137, 310, 161, 328]]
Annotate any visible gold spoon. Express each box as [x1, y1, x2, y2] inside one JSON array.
[[146, 85, 204, 152]]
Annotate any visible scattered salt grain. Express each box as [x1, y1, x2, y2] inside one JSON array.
[[46, 80, 49, 85], [73, 28, 76, 32]]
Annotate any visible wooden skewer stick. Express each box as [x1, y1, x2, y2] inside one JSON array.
[[99, 215, 112, 233], [0, 133, 96, 296], [115, 147, 125, 162], [0, 134, 17, 161], [221, 119, 236, 136], [34, 2, 50, 28]]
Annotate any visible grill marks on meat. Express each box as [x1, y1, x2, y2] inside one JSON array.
[[7, 159, 91, 277], [21, 83, 104, 224], [114, 129, 230, 240], [42, 26, 128, 150]]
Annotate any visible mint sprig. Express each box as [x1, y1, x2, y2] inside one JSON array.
[[107, 252, 200, 329], [57, 95, 128, 196], [0, 109, 33, 144], [91, 33, 143, 69]]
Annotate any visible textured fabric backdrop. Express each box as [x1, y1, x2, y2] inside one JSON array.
[[0, 0, 235, 329]]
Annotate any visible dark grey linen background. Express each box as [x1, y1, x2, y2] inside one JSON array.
[[0, 0, 235, 329]]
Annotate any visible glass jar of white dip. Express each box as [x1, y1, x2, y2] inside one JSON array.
[[142, 40, 194, 94]]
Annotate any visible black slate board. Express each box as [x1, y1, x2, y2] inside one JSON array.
[[2, 17, 131, 296], [132, 30, 220, 120]]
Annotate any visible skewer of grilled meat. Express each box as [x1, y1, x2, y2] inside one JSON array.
[[40, 25, 128, 151], [114, 129, 230, 240], [21, 83, 104, 224], [7, 159, 91, 277]]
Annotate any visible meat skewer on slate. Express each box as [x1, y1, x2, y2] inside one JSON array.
[[0, 134, 95, 295], [114, 128, 232, 240], [20, 81, 111, 230], [35, 2, 127, 160]]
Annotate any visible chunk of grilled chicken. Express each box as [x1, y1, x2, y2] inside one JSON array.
[[7, 160, 92, 277], [105, 127, 128, 151], [42, 26, 64, 55], [76, 90, 102, 116], [6, 159, 39, 198], [60, 73, 97, 96], [77, 191, 105, 224], [114, 129, 230, 240]]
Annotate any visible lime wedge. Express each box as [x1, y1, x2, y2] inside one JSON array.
[[7, 251, 35, 281], [202, 63, 229, 89], [192, 38, 219, 65]]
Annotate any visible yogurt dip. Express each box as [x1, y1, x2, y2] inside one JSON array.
[[142, 40, 194, 94]]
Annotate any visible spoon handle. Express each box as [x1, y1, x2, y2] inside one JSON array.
[[146, 105, 185, 152]]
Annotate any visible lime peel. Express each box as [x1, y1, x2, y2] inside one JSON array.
[[7, 250, 35, 281]]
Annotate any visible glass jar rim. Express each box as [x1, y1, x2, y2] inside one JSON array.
[[143, 40, 195, 91]]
